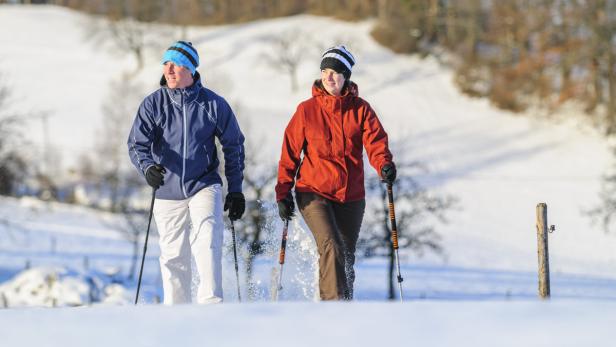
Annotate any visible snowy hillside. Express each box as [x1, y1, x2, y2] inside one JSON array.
[[2, 4, 614, 276], [1, 5, 616, 346]]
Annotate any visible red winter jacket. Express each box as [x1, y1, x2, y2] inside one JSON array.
[[276, 80, 393, 203]]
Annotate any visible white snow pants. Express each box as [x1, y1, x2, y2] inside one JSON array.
[[153, 184, 224, 305]]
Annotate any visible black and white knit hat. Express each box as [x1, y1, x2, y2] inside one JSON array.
[[320, 45, 356, 79]]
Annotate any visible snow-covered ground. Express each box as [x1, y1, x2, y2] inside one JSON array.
[[1, 5, 616, 346], [4, 301, 616, 347]]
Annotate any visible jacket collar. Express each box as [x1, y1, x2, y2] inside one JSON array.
[[160, 71, 203, 104], [312, 79, 358, 98], [312, 80, 358, 110]]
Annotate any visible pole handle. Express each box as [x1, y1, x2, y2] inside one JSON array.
[[230, 220, 242, 302], [278, 219, 289, 265], [275, 219, 290, 301], [386, 183, 399, 250], [386, 182, 405, 301]]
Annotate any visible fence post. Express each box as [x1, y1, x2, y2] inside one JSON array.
[[536, 203, 550, 299]]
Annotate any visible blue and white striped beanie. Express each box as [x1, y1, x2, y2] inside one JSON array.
[[320, 45, 355, 79], [161, 41, 200, 75]]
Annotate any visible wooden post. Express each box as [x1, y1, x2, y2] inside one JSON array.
[[536, 203, 550, 299]]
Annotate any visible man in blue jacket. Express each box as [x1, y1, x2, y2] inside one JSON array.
[[128, 41, 245, 304]]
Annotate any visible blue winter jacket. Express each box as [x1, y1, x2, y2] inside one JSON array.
[[128, 73, 245, 200]]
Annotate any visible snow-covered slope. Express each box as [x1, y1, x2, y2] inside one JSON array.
[[2, 4, 613, 277], [2, 5, 616, 346]]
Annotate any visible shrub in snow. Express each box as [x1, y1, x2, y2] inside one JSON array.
[[101, 284, 132, 305], [0, 267, 131, 308]]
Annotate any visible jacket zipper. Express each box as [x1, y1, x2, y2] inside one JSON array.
[[181, 95, 188, 198], [337, 97, 347, 201]]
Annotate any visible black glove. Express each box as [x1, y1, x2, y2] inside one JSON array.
[[277, 193, 295, 221], [224, 192, 245, 221], [381, 163, 396, 184], [145, 164, 166, 189]]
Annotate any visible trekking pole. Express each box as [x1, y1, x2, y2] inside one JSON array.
[[230, 220, 242, 302], [274, 219, 290, 301], [386, 182, 404, 302], [135, 188, 156, 305]]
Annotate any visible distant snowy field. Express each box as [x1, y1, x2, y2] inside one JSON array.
[[1, 5, 616, 346]]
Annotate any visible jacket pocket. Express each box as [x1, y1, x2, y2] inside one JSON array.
[[203, 144, 217, 173], [306, 132, 332, 158], [204, 144, 210, 163]]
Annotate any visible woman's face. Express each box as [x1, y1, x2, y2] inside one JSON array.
[[321, 68, 345, 96]]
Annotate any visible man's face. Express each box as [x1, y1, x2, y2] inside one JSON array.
[[321, 68, 345, 96], [163, 62, 193, 89]]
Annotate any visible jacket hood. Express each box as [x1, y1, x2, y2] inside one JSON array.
[[312, 79, 359, 98]]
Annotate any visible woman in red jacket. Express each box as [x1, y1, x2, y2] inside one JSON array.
[[275, 45, 396, 300]]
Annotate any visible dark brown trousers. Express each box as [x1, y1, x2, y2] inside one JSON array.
[[296, 192, 365, 300]]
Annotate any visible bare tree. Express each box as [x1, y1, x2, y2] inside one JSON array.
[[225, 110, 278, 299], [588, 145, 616, 235], [358, 161, 457, 300], [82, 12, 176, 77], [87, 73, 150, 279], [96, 175, 151, 281], [118, 189, 152, 281], [238, 169, 277, 298], [262, 29, 316, 92], [586, 0, 616, 134], [0, 68, 60, 200], [0, 71, 28, 196], [95, 74, 145, 212]]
